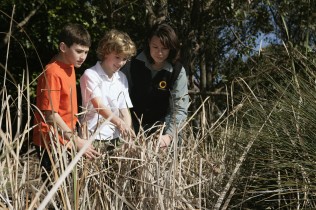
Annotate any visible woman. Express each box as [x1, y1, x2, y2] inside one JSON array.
[[122, 23, 189, 148]]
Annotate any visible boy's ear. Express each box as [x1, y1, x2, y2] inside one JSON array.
[[59, 42, 67, 52]]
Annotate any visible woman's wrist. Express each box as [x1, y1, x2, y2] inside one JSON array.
[[166, 134, 173, 141]]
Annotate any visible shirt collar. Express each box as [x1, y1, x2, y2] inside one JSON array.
[[50, 59, 74, 72], [95, 61, 120, 80], [136, 51, 173, 72]]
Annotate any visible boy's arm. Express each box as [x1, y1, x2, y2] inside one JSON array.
[[119, 108, 135, 140], [90, 97, 132, 137], [44, 110, 74, 137], [43, 110, 100, 159], [119, 108, 132, 128]]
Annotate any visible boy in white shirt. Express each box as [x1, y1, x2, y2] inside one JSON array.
[[80, 29, 136, 152]]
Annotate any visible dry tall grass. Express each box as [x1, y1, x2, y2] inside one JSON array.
[[0, 89, 236, 210], [3, 45, 314, 210]]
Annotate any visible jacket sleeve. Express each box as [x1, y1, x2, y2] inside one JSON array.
[[164, 67, 189, 136]]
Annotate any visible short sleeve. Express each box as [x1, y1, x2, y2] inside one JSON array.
[[117, 72, 133, 108], [36, 72, 61, 112], [80, 70, 102, 105]]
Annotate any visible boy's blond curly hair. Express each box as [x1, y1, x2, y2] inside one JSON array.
[[96, 29, 136, 61]]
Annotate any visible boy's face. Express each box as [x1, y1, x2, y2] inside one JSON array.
[[62, 43, 89, 68], [102, 52, 128, 75]]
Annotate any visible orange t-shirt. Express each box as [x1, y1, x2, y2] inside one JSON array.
[[33, 60, 78, 148]]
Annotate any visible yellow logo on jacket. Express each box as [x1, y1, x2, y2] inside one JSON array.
[[159, 81, 167, 89]]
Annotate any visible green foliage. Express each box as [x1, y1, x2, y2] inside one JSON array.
[[266, 0, 316, 46], [1, 0, 315, 97], [230, 46, 316, 209]]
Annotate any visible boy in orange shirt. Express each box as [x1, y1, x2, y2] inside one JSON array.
[[33, 23, 100, 182]]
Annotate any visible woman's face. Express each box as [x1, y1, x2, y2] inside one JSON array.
[[149, 35, 170, 65]]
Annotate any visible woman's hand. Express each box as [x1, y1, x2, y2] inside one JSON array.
[[158, 134, 173, 148]]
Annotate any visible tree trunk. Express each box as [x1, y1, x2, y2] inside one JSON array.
[[145, 0, 168, 26]]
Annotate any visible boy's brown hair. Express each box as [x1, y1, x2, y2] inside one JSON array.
[[59, 23, 91, 47]]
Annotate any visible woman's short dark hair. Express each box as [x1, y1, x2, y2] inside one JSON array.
[[144, 23, 180, 64]]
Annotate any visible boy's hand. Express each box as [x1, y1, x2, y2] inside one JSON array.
[[117, 120, 136, 139], [74, 137, 101, 159]]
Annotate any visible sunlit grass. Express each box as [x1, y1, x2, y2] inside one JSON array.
[[0, 91, 234, 209]]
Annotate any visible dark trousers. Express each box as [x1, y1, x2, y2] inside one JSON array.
[[35, 146, 52, 183]]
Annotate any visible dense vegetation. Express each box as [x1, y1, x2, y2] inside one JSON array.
[[1, 0, 316, 209]]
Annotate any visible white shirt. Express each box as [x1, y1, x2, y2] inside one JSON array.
[[80, 61, 132, 140]]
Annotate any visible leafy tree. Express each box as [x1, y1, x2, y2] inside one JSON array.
[[1, 0, 315, 131]]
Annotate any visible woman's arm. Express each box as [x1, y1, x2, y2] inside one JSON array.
[[164, 67, 189, 136]]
